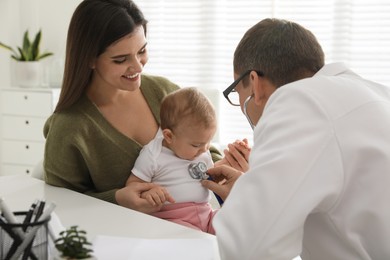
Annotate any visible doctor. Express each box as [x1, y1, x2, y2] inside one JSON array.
[[202, 18, 390, 260]]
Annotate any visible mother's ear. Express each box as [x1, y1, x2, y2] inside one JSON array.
[[90, 58, 96, 69]]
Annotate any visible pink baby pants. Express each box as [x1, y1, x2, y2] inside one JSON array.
[[152, 202, 217, 234]]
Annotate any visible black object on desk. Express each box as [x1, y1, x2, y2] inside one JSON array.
[[0, 211, 50, 260]]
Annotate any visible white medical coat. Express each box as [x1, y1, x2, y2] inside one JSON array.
[[214, 63, 390, 260]]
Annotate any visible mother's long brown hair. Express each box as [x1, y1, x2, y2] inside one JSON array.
[[55, 0, 147, 112]]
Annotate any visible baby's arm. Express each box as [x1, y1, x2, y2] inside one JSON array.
[[126, 174, 175, 206]]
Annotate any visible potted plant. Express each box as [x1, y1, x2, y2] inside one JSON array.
[[54, 226, 94, 260], [0, 29, 53, 87]]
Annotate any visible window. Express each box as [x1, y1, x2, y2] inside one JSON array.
[[138, 0, 390, 146]]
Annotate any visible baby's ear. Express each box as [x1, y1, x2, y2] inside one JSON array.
[[162, 128, 174, 143]]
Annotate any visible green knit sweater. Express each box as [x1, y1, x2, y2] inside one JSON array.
[[43, 74, 222, 204]]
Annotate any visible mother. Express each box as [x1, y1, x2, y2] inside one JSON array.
[[43, 0, 249, 214]]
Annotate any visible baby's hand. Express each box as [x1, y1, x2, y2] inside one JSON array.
[[141, 186, 175, 206], [216, 138, 251, 172], [233, 138, 251, 153]]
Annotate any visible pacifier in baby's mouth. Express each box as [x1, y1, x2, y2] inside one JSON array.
[[188, 162, 209, 180]]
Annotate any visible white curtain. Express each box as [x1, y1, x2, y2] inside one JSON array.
[[137, 0, 390, 146]]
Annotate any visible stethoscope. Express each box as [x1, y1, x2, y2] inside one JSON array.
[[188, 162, 224, 205], [188, 162, 209, 180]]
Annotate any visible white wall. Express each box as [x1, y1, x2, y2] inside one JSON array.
[[0, 1, 20, 173], [0, 0, 17, 87]]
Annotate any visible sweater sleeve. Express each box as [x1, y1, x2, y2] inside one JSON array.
[[43, 115, 95, 193], [210, 145, 223, 163], [43, 113, 121, 203]]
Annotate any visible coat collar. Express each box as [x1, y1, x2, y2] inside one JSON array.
[[315, 62, 358, 77]]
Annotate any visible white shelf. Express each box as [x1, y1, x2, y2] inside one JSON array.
[[0, 87, 60, 176]]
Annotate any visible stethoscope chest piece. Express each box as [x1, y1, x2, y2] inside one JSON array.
[[188, 162, 208, 180]]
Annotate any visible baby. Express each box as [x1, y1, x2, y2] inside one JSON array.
[[126, 87, 217, 233]]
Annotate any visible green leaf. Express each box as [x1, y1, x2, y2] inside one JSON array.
[[31, 30, 42, 60], [11, 55, 19, 61], [0, 29, 53, 61], [22, 30, 31, 59], [0, 42, 14, 52], [17, 47, 26, 61], [1, 42, 19, 58], [55, 226, 93, 258]]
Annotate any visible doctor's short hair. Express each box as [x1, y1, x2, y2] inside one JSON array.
[[234, 18, 325, 88], [160, 87, 216, 131]]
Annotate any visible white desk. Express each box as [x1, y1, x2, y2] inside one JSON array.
[[0, 174, 220, 259]]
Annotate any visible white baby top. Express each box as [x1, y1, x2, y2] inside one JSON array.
[[132, 130, 214, 203]]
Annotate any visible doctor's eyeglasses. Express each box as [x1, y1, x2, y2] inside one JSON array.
[[223, 70, 264, 106]]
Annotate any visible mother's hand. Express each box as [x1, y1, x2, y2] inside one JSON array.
[[202, 165, 243, 201], [115, 182, 164, 214]]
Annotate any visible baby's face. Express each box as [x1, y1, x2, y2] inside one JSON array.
[[168, 124, 216, 160]]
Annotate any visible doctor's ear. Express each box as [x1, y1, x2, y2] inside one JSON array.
[[162, 129, 174, 143], [251, 73, 276, 105], [250, 71, 265, 105]]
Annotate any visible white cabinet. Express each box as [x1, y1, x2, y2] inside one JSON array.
[[0, 88, 60, 176]]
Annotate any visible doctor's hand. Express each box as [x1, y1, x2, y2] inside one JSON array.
[[116, 182, 167, 214], [215, 139, 251, 172], [201, 165, 243, 201]]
